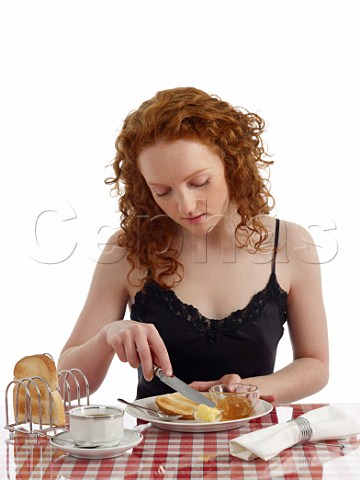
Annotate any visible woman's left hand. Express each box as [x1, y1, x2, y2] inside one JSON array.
[[189, 373, 242, 392], [189, 374, 276, 404]]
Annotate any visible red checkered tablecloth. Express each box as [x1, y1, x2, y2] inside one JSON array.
[[2, 404, 360, 479]]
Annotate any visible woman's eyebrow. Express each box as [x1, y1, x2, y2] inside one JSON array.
[[147, 168, 210, 187]]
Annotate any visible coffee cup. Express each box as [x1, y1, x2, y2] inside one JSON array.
[[69, 405, 124, 447]]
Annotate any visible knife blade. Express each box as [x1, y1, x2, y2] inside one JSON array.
[[153, 365, 216, 407]]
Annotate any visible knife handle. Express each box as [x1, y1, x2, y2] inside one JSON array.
[[153, 365, 171, 379], [153, 365, 162, 378]]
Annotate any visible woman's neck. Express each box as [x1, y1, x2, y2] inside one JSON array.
[[178, 207, 242, 259]]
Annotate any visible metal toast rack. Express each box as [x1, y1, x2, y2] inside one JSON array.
[[4, 354, 91, 439]]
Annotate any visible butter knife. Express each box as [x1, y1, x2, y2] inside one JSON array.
[[153, 365, 216, 407]]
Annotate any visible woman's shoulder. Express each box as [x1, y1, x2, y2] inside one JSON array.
[[276, 218, 321, 268], [97, 229, 128, 265], [98, 230, 148, 296], [256, 215, 319, 264], [261, 215, 311, 238]]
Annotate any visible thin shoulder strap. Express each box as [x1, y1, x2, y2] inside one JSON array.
[[271, 218, 280, 274]]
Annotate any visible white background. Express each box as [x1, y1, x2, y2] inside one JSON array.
[[1, 0, 359, 406]]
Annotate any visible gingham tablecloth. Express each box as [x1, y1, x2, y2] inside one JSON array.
[[2, 404, 360, 479]]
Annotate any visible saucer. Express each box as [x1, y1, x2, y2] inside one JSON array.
[[51, 429, 143, 459]]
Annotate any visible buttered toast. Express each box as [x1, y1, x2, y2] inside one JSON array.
[[155, 392, 212, 420]]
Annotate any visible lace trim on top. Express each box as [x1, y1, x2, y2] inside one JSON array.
[[131, 272, 288, 343]]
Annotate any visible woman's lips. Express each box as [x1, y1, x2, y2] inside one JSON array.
[[183, 213, 206, 224]]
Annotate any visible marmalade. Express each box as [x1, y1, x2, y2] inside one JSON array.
[[216, 396, 254, 420]]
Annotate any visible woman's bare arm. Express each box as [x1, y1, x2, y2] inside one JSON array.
[[191, 222, 329, 404], [240, 222, 329, 403], [58, 232, 173, 397]]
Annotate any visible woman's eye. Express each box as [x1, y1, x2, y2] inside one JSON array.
[[152, 179, 209, 198], [191, 179, 209, 188], [154, 190, 170, 198]]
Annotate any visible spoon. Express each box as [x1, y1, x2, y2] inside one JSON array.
[[117, 398, 182, 421]]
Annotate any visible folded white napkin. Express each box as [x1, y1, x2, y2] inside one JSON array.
[[229, 405, 360, 461]]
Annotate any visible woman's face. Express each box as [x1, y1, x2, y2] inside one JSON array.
[[137, 138, 231, 236]]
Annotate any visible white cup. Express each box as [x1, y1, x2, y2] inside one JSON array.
[[69, 405, 125, 447]]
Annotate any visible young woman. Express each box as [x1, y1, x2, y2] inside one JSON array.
[[58, 87, 329, 404]]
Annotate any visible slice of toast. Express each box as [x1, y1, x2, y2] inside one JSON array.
[[13, 354, 66, 427], [155, 392, 211, 420]]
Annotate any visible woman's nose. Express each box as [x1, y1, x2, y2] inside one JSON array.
[[176, 191, 197, 216]]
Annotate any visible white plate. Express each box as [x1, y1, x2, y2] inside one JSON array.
[[126, 397, 273, 433], [50, 429, 143, 459]]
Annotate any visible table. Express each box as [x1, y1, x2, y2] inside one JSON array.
[[2, 403, 360, 479]]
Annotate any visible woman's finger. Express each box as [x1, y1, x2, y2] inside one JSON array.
[[123, 334, 141, 369], [135, 332, 157, 381], [148, 328, 173, 377], [218, 374, 242, 391], [189, 373, 243, 392], [260, 394, 276, 404], [106, 320, 172, 380], [188, 380, 219, 391], [220, 373, 241, 385], [114, 342, 128, 363]]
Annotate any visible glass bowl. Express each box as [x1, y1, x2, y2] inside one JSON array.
[[209, 384, 259, 420]]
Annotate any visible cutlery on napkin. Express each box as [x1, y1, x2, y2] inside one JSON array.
[[229, 405, 360, 461]]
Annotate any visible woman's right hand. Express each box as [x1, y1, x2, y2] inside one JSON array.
[[105, 320, 173, 381]]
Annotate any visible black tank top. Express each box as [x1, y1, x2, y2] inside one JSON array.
[[130, 219, 288, 399]]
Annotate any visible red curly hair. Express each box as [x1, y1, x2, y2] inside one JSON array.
[[106, 87, 275, 288]]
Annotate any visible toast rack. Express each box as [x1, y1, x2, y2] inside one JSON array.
[[4, 354, 90, 438]]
